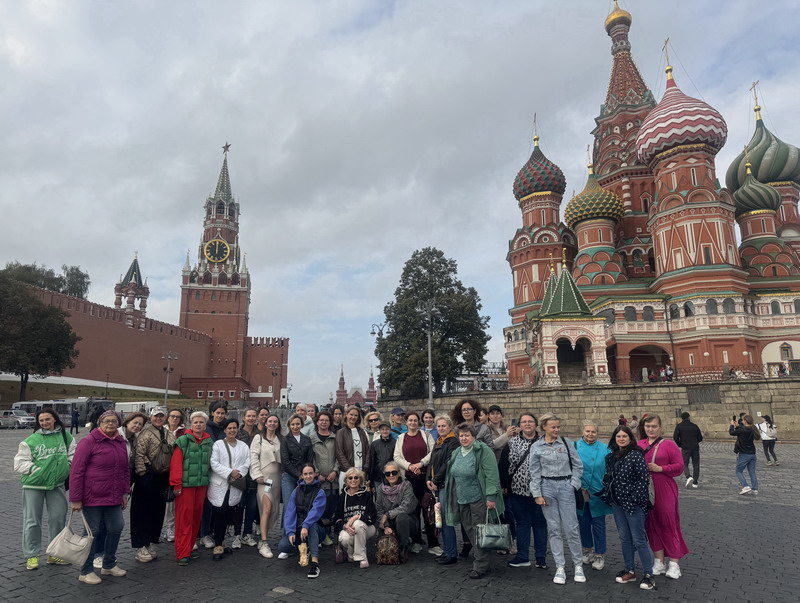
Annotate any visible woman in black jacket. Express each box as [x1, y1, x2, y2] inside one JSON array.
[[369, 421, 396, 487], [281, 415, 315, 524], [602, 425, 655, 590], [334, 468, 377, 568], [426, 415, 460, 565], [729, 414, 760, 495]]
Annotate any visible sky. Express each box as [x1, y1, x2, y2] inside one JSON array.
[[2, 0, 800, 404]]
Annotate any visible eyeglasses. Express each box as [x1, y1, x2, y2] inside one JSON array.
[[346, 476, 361, 481], [462, 407, 474, 412], [100, 420, 119, 425], [368, 418, 379, 422], [384, 470, 399, 477]]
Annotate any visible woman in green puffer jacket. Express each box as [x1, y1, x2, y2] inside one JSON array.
[[14, 408, 76, 571]]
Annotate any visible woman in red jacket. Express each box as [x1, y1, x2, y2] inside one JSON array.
[[170, 411, 214, 566], [69, 410, 130, 585]]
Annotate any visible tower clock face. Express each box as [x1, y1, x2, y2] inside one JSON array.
[[204, 238, 231, 262]]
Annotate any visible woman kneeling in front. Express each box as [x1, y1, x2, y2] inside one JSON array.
[[278, 464, 326, 578], [334, 468, 377, 568]]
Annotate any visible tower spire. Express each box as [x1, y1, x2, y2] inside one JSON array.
[[214, 143, 233, 201]]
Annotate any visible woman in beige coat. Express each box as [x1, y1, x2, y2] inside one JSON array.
[[250, 415, 282, 558]]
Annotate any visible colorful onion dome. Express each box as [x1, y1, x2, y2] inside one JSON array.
[[733, 162, 782, 217], [513, 136, 567, 200], [635, 66, 728, 166], [604, 0, 632, 32], [564, 164, 624, 229], [725, 108, 800, 192]]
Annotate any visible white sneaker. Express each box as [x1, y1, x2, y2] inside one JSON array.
[[581, 548, 594, 564], [553, 567, 566, 585], [766, 461, 773, 466], [242, 534, 258, 547], [278, 552, 290, 560], [652, 558, 666, 575], [752, 490, 759, 495], [100, 565, 127, 577], [135, 547, 153, 563], [321, 535, 333, 547], [202, 535, 215, 549], [685, 477, 693, 487], [574, 565, 587, 583], [666, 561, 681, 579], [231, 535, 242, 549], [259, 542, 274, 559], [79, 572, 102, 585], [739, 486, 752, 495], [410, 543, 422, 554], [146, 545, 158, 558], [92, 557, 102, 570], [691, 483, 699, 488], [428, 546, 443, 556], [166, 528, 175, 542], [592, 554, 605, 571]]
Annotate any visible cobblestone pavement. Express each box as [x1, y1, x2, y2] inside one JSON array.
[[1, 430, 797, 602]]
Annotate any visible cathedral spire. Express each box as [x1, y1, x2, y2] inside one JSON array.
[[214, 143, 233, 201]]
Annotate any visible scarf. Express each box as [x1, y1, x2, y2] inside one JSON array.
[[381, 482, 403, 503], [436, 432, 456, 446]]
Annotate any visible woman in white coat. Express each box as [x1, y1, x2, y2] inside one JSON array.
[[208, 418, 250, 560]]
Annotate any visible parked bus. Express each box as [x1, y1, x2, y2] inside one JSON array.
[[13, 397, 114, 426]]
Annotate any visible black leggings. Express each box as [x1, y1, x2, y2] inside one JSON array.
[[407, 475, 439, 548], [762, 440, 778, 462], [212, 490, 235, 546]]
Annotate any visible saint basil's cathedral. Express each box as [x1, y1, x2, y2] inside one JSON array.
[[503, 2, 800, 387]]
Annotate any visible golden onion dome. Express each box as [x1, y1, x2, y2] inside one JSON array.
[[604, 0, 632, 32]]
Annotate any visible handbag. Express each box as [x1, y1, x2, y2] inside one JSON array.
[[562, 437, 584, 511], [420, 492, 437, 526], [46, 509, 94, 566], [223, 440, 247, 490], [644, 438, 663, 508], [334, 540, 347, 564], [164, 485, 176, 502], [476, 507, 512, 551]]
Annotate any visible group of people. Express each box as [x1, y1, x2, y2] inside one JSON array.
[[12, 399, 778, 589]]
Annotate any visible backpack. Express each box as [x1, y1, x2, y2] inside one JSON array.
[[375, 533, 401, 565]]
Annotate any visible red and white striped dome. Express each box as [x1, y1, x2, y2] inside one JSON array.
[[636, 68, 727, 166]]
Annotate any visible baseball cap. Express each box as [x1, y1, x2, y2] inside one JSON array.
[[391, 407, 405, 415], [150, 407, 166, 417], [488, 405, 503, 414]]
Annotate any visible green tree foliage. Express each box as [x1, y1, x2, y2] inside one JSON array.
[[1, 261, 91, 299], [0, 274, 81, 400], [375, 247, 490, 397]]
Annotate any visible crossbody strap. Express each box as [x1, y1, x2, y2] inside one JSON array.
[[509, 438, 534, 477]]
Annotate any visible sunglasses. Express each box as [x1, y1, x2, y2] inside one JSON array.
[[346, 476, 361, 481], [368, 418, 380, 422], [384, 470, 399, 477]]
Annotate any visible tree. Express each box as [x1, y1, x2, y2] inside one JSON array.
[[375, 247, 490, 397], [0, 274, 81, 400], [1, 261, 91, 299]]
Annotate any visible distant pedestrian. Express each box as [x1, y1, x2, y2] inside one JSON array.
[[70, 409, 80, 434], [673, 412, 703, 488], [729, 415, 761, 495], [618, 415, 627, 426], [757, 416, 779, 466]]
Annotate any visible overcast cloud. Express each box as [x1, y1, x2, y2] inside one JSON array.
[[2, 0, 799, 403]]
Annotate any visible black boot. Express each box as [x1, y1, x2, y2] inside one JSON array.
[[459, 543, 472, 559]]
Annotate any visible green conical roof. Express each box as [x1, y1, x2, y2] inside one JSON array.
[[564, 166, 624, 230], [540, 261, 593, 318]]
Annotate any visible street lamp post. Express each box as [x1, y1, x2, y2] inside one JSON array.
[[105, 373, 110, 399], [162, 352, 178, 407], [419, 300, 436, 408], [270, 362, 279, 407]]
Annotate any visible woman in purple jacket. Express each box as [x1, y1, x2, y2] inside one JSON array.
[[69, 410, 131, 585]]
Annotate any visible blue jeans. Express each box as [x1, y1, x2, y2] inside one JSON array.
[[612, 505, 653, 574], [508, 493, 548, 565], [81, 506, 124, 575], [735, 453, 758, 490], [279, 523, 324, 558], [540, 479, 582, 568], [440, 486, 457, 558], [281, 473, 297, 528], [579, 504, 607, 554]]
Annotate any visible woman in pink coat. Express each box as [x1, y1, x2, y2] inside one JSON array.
[[638, 414, 688, 581]]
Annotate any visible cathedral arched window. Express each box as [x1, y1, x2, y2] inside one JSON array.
[[216, 202, 225, 214], [203, 272, 212, 284], [633, 250, 643, 265], [706, 299, 718, 315], [521, 328, 526, 340], [218, 273, 228, 285], [771, 301, 782, 315], [624, 306, 637, 322], [513, 329, 519, 341], [794, 299, 800, 314], [507, 332, 512, 342], [723, 298, 735, 314], [669, 304, 680, 319], [647, 249, 655, 272], [643, 306, 655, 321], [231, 274, 240, 285], [683, 302, 695, 317]]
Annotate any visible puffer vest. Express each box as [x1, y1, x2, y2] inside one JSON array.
[[294, 482, 322, 533], [176, 433, 213, 487]]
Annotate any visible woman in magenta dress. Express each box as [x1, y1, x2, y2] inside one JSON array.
[[638, 414, 688, 580]]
